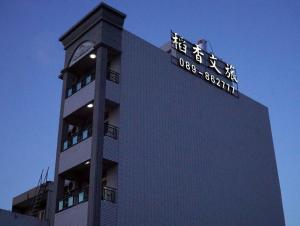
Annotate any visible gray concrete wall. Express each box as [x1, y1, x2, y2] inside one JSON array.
[[117, 30, 285, 226], [106, 80, 120, 104], [110, 56, 121, 73], [54, 202, 88, 226], [107, 107, 119, 126], [100, 202, 117, 226], [59, 138, 92, 173], [53, 201, 116, 226], [0, 209, 48, 226], [103, 137, 119, 163], [106, 165, 118, 188], [63, 81, 95, 118]]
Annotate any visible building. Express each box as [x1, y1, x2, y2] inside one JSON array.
[[12, 181, 54, 221], [0, 181, 54, 226], [0, 209, 48, 226], [1, 2, 285, 226]]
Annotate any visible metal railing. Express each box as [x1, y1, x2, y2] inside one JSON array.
[[104, 123, 119, 140], [57, 186, 116, 212], [62, 123, 118, 151], [107, 69, 120, 84], [66, 69, 119, 99], [102, 186, 117, 203], [66, 74, 94, 98], [63, 126, 92, 151]]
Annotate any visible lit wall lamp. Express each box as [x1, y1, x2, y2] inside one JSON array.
[[89, 53, 96, 59], [87, 103, 94, 108]]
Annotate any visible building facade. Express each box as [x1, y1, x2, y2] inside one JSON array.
[[50, 3, 285, 226], [1, 2, 285, 226]]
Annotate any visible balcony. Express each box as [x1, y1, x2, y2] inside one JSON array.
[[104, 123, 118, 140], [54, 201, 88, 226], [102, 186, 116, 202], [63, 126, 92, 151], [62, 123, 118, 152], [65, 69, 119, 99], [57, 186, 116, 212], [66, 73, 95, 98], [63, 82, 95, 118], [55, 159, 117, 226], [54, 198, 117, 226], [63, 71, 121, 118], [58, 186, 89, 212], [59, 102, 119, 171], [107, 69, 120, 84]]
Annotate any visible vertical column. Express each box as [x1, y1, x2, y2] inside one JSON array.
[[87, 46, 107, 226], [50, 72, 69, 226]]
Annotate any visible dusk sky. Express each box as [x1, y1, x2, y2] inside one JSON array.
[[0, 0, 299, 225]]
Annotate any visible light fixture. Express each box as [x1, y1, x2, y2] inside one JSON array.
[[85, 161, 90, 165], [87, 103, 93, 108], [89, 53, 96, 59]]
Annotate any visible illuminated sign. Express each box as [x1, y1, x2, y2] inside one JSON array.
[[171, 31, 239, 97]]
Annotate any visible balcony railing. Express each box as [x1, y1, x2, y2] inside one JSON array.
[[58, 186, 89, 212], [62, 123, 118, 151], [104, 123, 118, 140], [66, 70, 119, 99], [63, 126, 92, 151], [102, 186, 117, 203], [57, 186, 116, 212], [66, 74, 94, 98], [107, 69, 120, 84]]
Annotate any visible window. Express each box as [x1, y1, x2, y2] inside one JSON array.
[[68, 196, 74, 207], [76, 82, 82, 91], [58, 201, 63, 211], [78, 192, 84, 203], [63, 141, 68, 150], [82, 129, 88, 140], [67, 88, 73, 97], [72, 136, 78, 145], [86, 75, 92, 84]]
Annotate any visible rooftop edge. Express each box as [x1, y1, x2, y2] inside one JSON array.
[[59, 2, 126, 42]]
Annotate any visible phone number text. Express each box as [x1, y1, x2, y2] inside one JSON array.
[[178, 57, 236, 95]]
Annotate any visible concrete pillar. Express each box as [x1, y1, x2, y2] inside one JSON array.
[[87, 46, 107, 226], [50, 71, 69, 226]]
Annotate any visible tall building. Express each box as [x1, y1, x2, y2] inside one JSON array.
[[0, 2, 285, 226]]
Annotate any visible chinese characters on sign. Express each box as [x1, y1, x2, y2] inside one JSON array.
[[192, 44, 204, 64], [172, 32, 187, 54], [171, 32, 239, 97]]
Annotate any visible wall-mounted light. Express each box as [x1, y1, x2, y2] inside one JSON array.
[[89, 53, 96, 59], [87, 103, 94, 108], [85, 161, 90, 165]]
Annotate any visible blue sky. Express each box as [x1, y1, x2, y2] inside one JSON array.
[[0, 0, 299, 225]]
